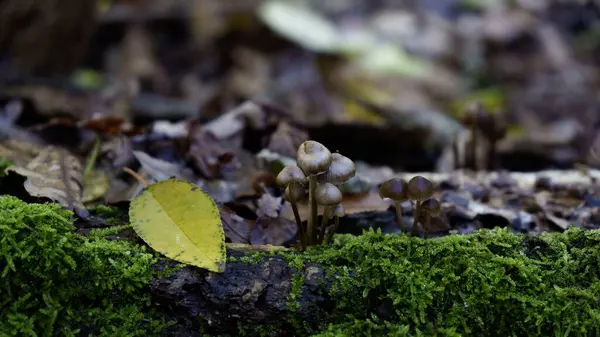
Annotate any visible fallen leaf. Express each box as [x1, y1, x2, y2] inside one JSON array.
[[295, 190, 392, 221], [250, 216, 297, 246], [256, 193, 282, 218], [258, 0, 340, 53], [187, 126, 238, 180], [133, 150, 192, 182], [5, 145, 88, 217], [83, 169, 110, 203], [0, 140, 42, 166], [219, 205, 252, 244], [129, 178, 226, 273], [266, 121, 308, 158]]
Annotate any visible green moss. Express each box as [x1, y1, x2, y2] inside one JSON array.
[[0, 196, 170, 336], [89, 204, 128, 226], [272, 228, 600, 336], [0, 158, 14, 179]]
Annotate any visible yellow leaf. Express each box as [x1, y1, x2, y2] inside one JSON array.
[[129, 179, 226, 273]]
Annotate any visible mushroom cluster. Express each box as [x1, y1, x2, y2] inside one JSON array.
[[461, 101, 507, 171], [276, 141, 355, 249], [379, 175, 441, 238]]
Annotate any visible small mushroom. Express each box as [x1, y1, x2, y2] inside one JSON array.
[[276, 164, 308, 249], [407, 176, 435, 237], [318, 153, 355, 185], [315, 183, 342, 243], [296, 140, 333, 245], [420, 198, 441, 238], [462, 101, 483, 170], [284, 184, 306, 202], [276, 165, 307, 187], [296, 141, 332, 176], [326, 203, 345, 244], [379, 178, 409, 233]]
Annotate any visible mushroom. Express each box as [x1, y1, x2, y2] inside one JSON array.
[[326, 203, 345, 244], [462, 101, 483, 170], [276, 165, 308, 249], [379, 178, 409, 233], [420, 198, 440, 239], [318, 153, 355, 185], [407, 176, 434, 237], [296, 141, 333, 245], [314, 183, 342, 244]]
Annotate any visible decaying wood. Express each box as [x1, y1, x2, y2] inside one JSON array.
[[151, 250, 333, 337]]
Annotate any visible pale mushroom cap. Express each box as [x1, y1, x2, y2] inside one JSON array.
[[284, 183, 306, 202], [407, 176, 434, 201], [296, 140, 332, 175], [276, 165, 307, 187], [422, 198, 441, 216], [315, 182, 342, 205], [318, 153, 355, 185]]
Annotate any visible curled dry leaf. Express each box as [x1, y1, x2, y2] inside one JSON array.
[[5, 144, 88, 217]]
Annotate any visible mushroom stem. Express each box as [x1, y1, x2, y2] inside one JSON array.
[[424, 212, 431, 239], [394, 202, 405, 233], [326, 216, 340, 245], [318, 206, 330, 244], [469, 123, 478, 170], [411, 200, 421, 237], [288, 182, 306, 250], [307, 175, 318, 245]]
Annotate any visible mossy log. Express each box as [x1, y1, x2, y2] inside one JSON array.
[[152, 229, 600, 337], [3, 196, 600, 337]]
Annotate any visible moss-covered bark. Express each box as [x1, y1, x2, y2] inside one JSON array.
[[0, 196, 169, 336], [2, 196, 600, 336]]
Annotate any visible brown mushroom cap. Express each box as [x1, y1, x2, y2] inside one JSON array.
[[421, 198, 441, 216], [407, 176, 434, 201], [318, 153, 356, 185], [276, 165, 307, 187], [315, 183, 342, 205], [284, 183, 306, 202], [296, 140, 332, 176], [329, 203, 345, 218], [379, 178, 409, 202]]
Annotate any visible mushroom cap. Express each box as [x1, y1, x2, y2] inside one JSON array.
[[315, 182, 342, 205], [276, 165, 307, 187], [379, 178, 408, 201], [330, 203, 345, 218], [318, 153, 355, 185], [421, 198, 441, 216], [407, 176, 434, 201], [296, 140, 332, 176], [284, 183, 306, 202]]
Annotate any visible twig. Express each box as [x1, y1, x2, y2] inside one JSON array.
[[123, 167, 148, 188]]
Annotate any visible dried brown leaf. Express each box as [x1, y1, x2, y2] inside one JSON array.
[[219, 205, 252, 244], [250, 216, 297, 246], [296, 190, 392, 221], [6, 145, 87, 217], [266, 121, 309, 158]]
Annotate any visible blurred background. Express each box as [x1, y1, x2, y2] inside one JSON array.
[[2, 0, 600, 173]]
